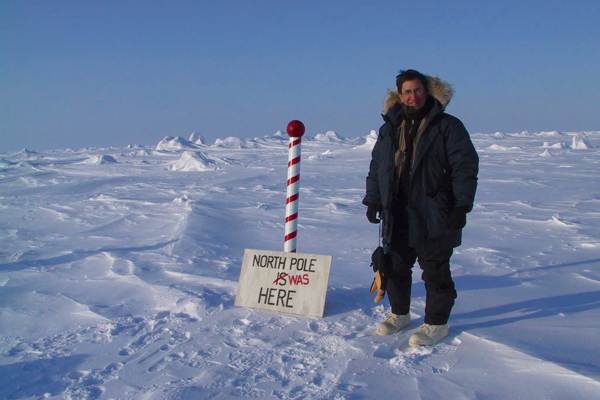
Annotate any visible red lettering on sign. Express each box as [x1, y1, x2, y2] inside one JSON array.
[[287, 274, 310, 285]]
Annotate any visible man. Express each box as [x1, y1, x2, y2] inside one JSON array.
[[363, 69, 478, 347]]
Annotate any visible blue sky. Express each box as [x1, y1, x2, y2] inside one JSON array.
[[2, 0, 599, 151]]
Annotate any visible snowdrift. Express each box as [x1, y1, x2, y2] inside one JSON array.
[[170, 151, 220, 172], [156, 136, 199, 151], [82, 154, 118, 165]]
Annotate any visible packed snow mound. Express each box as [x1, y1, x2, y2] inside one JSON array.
[[543, 142, 567, 149], [189, 132, 207, 146], [83, 155, 117, 165], [133, 149, 152, 157], [251, 131, 289, 145], [255, 130, 289, 143], [314, 130, 344, 142], [352, 130, 378, 149], [485, 144, 521, 151], [170, 151, 219, 171], [308, 149, 335, 161], [156, 136, 198, 151], [273, 130, 286, 139], [0, 158, 17, 168], [536, 130, 564, 137], [363, 130, 378, 146], [17, 148, 37, 155], [214, 136, 256, 149], [572, 133, 591, 149]]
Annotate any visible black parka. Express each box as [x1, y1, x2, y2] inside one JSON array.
[[363, 76, 479, 252]]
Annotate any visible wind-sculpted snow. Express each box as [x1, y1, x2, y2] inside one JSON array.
[[572, 133, 591, 149], [313, 130, 344, 143], [188, 132, 207, 146], [156, 136, 199, 151], [83, 155, 118, 165], [0, 158, 17, 169], [170, 151, 221, 172], [0, 131, 599, 399]]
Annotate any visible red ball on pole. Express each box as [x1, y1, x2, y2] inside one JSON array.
[[287, 120, 305, 138]]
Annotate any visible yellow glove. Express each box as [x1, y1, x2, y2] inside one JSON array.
[[370, 270, 386, 303]]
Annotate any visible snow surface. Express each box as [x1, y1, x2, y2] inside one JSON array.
[[1, 130, 599, 399]]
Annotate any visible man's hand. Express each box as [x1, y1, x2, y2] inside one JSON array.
[[366, 203, 380, 224], [447, 206, 470, 230]]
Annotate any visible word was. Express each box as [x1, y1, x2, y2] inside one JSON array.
[[273, 273, 310, 286]]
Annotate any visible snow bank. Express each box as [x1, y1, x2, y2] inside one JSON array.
[[170, 151, 219, 171], [360, 130, 378, 148], [313, 130, 344, 143], [156, 136, 198, 151], [214, 136, 256, 149], [133, 149, 151, 157], [273, 130, 286, 139], [485, 144, 521, 151], [82, 155, 118, 165], [188, 132, 207, 146], [17, 148, 37, 155], [536, 130, 564, 137], [0, 158, 16, 168], [542, 142, 567, 149], [572, 133, 591, 149], [350, 130, 378, 150]]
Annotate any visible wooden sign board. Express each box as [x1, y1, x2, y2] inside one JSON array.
[[235, 249, 332, 318]]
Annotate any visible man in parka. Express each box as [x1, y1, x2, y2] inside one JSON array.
[[363, 69, 478, 346]]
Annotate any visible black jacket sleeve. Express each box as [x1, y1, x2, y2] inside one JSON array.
[[444, 116, 479, 211], [363, 125, 386, 206]]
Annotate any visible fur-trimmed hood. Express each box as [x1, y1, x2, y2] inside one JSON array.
[[383, 75, 454, 115]]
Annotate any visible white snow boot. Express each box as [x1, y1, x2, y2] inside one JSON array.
[[375, 313, 411, 336], [409, 323, 449, 347]]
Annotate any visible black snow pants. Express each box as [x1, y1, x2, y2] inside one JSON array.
[[385, 197, 457, 325]]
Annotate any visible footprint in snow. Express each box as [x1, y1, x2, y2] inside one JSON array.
[[389, 334, 461, 377]]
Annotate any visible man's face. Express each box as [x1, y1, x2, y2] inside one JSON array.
[[399, 79, 427, 110]]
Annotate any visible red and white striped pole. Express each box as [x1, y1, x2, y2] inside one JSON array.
[[284, 120, 305, 253]]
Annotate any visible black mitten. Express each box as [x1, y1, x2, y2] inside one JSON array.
[[366, 203, 380, 224], [447, 206, 470, 230]]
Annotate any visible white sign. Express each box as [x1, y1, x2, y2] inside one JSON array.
[[235, 249, 332, 318]]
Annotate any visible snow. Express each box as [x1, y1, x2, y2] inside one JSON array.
[[1, 129, 599, 399], [572, 133, 592, 150], [540, 149, 553, 157], [156, 136, 198, 151], [314, 130, 344, 143], [543, 141, 568, 149], [170, 152, 221, 172], [82, 155, 118, 165], [188, 132, 207, 146], [0, 159, 17, 169]]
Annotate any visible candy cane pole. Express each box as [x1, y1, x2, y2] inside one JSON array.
[[284, 120, 305, 253]]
